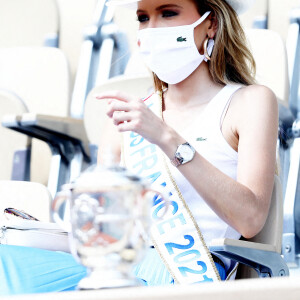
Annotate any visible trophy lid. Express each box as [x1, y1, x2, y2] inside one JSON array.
[[71, 164, 147, 193]]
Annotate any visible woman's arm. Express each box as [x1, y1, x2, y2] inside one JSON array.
[[97, 85, 278, 239], [161, 85, 278, 239]]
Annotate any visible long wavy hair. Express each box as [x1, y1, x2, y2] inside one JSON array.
[[153, 0, 256, 93]]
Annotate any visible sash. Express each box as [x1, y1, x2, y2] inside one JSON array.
[[123, 93, 220, 284]]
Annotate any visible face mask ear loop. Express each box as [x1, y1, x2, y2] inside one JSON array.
[[192, 11, 211, 28]]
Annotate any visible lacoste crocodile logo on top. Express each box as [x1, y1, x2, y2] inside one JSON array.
[[196, 137, 207, 142], [177, 36, 187, 42]]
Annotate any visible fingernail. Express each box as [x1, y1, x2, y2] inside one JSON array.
[[94, 94, 104, 99]]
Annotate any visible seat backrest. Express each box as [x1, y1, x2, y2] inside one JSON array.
[[56, 0, 97, 84], [113, 6, 139, 53], [0, 0, 59, 47], [246, 29, 290, 105], [239, 0, 268, 29], [0, 47, 71, 186], [268, 0, 300, 42], [237, 176, 283, 279], [0, 47, 71, 116], [84, 75, 153, 148], [0, 180, 51, 222], [0, 90, 30, 180], [248, 176, 283, 253]]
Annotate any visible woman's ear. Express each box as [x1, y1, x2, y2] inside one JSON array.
[[207, 13, 218, 38]]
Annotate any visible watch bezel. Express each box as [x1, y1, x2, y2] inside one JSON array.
[[172, 142, 195, 167]]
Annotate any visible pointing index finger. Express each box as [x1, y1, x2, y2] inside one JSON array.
[[95, 91, 133, 103]]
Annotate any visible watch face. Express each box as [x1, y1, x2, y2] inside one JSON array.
[[177, 144, 195, 162]]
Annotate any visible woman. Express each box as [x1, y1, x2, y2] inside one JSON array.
[[0, 0, 278, 294], [97, 0, 278, 285]]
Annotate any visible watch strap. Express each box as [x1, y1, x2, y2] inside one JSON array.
[[170, 156, 182, 167]]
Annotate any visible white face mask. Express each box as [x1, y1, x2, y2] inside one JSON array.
[[137, 11, 214, 84]]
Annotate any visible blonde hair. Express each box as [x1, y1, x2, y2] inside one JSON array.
[[153, 0, 256, 93]]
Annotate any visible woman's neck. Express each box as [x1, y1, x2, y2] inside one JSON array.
[[164, 63, 224, 110]]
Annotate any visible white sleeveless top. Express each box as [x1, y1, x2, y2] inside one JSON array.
[[157, 84, 243, 272], [124, 84, 243, 274]]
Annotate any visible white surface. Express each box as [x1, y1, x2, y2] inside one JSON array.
[[1, 277, 300, 300]]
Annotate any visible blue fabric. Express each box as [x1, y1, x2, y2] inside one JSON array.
[[0, 245, 87, 296], [1, 245, 225, 295], [134, 247, 226, 286], [214, 262, 226, 281], [134, 248, 174, 285]]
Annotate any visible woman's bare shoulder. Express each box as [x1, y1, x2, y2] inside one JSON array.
[[231, 84, 278, 122], [234, 84, 277, 108]]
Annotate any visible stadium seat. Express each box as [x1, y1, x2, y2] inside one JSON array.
[[245, 29, 291, 194], [0, 0, 107, 120], [55, 0, 97, 85], [4, 113, 91, 198], [84, 75, 153, 155], [268, 0, 300, 43], [65, 0, 131, 118], [263, 8, 300, 273], [0, 47, 71, 189], [246, 29, 289, 104], [268, 1, 300, 118], [0, 47, 70, 116], [210, 176, 289, 278], [113, 5, 139, 53], [239, 0, 268, 29], [0, 90, 30, 181], [2, 76, 152, 196], [0, 0, 59, 47], [244, 29, 300, 275], [286, 8, 300, 120]]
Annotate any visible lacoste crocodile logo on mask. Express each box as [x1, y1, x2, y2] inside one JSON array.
[[177, 36, 187, 42], [196, 137, 207, 142]]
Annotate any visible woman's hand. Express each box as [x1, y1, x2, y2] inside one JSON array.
[[96, 91, 170, 147]]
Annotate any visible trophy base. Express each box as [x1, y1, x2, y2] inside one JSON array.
[[77, 269, 144, 290]]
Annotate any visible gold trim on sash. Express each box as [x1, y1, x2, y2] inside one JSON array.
[[226, 263, 239, 281], [162, 155, 221, 281], [150, 233, 181, 284], [157, 92, 220, 281]]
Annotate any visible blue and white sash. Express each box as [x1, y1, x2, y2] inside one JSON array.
[[123, 93, 220, 284]]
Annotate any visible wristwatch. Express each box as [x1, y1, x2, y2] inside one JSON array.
[[170, 142, 196, 167]]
